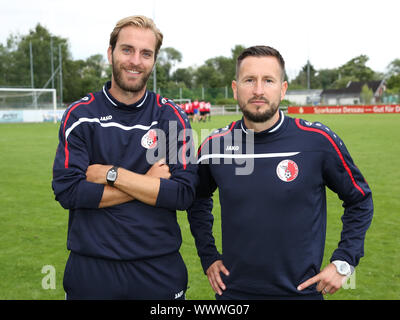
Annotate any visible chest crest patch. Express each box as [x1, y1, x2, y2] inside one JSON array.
[[141, 129, 157, 149], [276, 159, 299, 182]]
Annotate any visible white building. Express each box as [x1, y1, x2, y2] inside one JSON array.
[[285, 89, 322, 106]]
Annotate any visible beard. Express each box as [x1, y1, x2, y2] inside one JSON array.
[[238, 96, 280, 123], [112, 57, 152, 93]]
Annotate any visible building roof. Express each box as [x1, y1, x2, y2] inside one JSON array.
[[321, 80, 384, 96]]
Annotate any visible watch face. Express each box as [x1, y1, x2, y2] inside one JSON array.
[[107, 169, 117, 181], [338, 262, 350, 275]]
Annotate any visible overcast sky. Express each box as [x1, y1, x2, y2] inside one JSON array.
[[1, 0, 399, 80]]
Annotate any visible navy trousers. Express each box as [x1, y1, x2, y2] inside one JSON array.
[[63, 251, 187, 300]]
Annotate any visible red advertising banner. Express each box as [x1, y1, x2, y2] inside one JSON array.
[[288, 105, 400, 114]]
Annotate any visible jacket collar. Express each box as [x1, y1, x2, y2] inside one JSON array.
[[102, 81, 148, 111]]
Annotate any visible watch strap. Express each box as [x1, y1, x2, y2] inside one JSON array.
[[332, 260, 353, 276], [106, 166, 119, 186]]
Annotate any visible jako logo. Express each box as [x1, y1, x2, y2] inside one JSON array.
[[174, 290, 184, 299], [100, 115, 112, 121], [226, 145, 239, 151]]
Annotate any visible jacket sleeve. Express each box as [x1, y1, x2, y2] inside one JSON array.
[[187, 144, 222, 274], [155, 101, 198, 211], [52, 107, 104, 210], [323, 132, 373, 267]]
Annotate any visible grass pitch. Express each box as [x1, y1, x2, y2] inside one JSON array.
[[0, 113, 399, 299]]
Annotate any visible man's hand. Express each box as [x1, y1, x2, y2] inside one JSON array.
[[86, 164, 111, 184], [206, 260, 230, 296], [297, 263, 348, 295], [145, 158, 171, 179]]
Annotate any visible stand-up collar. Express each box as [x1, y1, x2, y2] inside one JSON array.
[[102, 81, 148, 111], [240, 109, 287, 139]]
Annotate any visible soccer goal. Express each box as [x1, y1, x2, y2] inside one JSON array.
[[0, 88, 57, 123]]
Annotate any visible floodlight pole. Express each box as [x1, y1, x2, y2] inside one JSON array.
[[29, 41, 38, 109], [50, 38, 55, 89], [153, 66, 157, 93], [152, 1, 157, 93], [58, 44, 63, 108], [29, 41, 34, 89], [52, 89, 57, 124]]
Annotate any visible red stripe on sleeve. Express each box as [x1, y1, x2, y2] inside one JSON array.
[[295, 118, 365, 196], [197, 121, 237, 157], [156, 94, 162, 107], [165, 102, 188, 170], [63, 93, 95, 168]]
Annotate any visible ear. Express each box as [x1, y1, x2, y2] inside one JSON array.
[[107, 46, 113, 65], [232, 80, 238, 100], [280, 81, 288, 101]]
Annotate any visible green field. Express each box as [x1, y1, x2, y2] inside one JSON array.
[[0, 113, 399, 300]]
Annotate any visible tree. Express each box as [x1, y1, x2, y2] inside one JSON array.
[[157, 47, 182, 80], [0, 43, 12, 85], [63, 54, 109, 101], [0, 24, 70, 102], [231, 45, 246, 61], [290, 61, 318, 89], [148, 47, 183, 91], [315, 69, 340, 89], [171, 67, 195, 88], [194, 63, 224, 88], [193, 45, 246, 89], [0, 24, 113, 103], [20, 24, 70, 89], [386, 59, 400, 93], [360, 84, 373, 104], [335, 55, 376, 86]]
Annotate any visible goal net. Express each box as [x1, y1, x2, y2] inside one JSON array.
[[0, 88, 58, 123]]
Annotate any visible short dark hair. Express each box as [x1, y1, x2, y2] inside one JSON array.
[[236, 45, 285, 81]]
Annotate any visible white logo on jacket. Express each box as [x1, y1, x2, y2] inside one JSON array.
[[100, 115, 112, 121], [174, 290, 184, 299]]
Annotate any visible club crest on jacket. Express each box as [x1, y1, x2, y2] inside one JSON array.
[[276, 159, 298, 182], [141, 129, 157, 149]]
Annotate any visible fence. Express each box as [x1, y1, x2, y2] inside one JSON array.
[[211, 105, 239, 115], [157, 87, 234, 104], [211, 105, 288, 115]]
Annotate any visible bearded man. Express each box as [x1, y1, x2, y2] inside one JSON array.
[[188, 45, 373, 300], [52, 16, 197, 300]]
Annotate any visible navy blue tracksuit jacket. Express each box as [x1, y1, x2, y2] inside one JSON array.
[[52, 82, 197, 262], [188, 110, 373, 299]]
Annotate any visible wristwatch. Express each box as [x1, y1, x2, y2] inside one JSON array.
[[332, 260, 353, 277], [106, 166, 119, 186]]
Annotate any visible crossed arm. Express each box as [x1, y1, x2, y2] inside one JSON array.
[[85, 159, 170, 208]]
